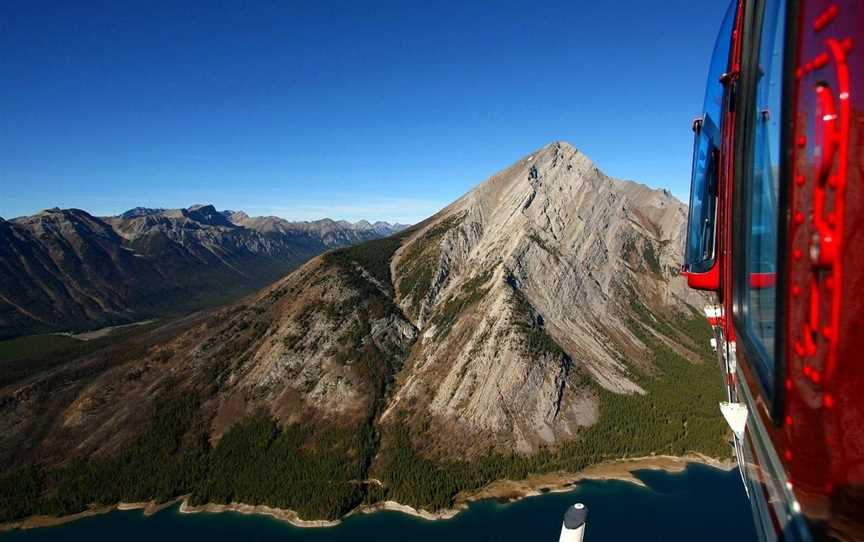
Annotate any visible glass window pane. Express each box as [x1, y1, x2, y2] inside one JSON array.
[[744, 0, 786, 384], [684, 0, 736, 273], [685, 119, 719, 272], [703, 1, 737, 129]]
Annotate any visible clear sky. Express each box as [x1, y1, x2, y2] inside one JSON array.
[[1, 0, 730, 224]]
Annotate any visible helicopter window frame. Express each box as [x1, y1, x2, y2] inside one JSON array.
[[731, 0, 797, 425], [683, 0, 738, 276], [685, 116, 721, 274]]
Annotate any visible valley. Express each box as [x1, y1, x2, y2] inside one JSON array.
[[0, 205, 406, 339]]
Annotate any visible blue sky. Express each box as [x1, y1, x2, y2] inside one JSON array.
[[1, 0, 729, 223]]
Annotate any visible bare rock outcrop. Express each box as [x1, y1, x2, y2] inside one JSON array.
[[384, 142, 706, 456]]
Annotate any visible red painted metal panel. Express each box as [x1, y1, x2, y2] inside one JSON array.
[[784, 2, 863, 538]]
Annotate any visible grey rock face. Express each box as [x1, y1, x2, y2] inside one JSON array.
[[384, 142, 705, 455]]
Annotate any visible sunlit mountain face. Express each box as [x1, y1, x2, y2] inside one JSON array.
[[0, 143, 725, 524]]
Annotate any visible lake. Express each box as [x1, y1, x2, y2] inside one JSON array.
[[1, 463, 757, 542]]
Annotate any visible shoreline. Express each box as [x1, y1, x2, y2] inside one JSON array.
[[0, 496, 185, 532], [177, 501, 341, 528], [1, 453, 734, 532]]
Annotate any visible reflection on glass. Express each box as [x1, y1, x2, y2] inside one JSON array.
[[685, 119, 719, 272], [703, 1, 736, 129], [684, 0, 736, 274], [745, 0, 786, 384]]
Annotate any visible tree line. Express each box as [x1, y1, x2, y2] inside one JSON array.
[[0, 302, 728, 523]]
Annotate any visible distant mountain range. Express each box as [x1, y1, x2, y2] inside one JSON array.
[[0, 142, 727, 525], [0, 205, 407, 339]]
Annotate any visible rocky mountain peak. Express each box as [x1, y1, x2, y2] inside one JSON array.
[[382, 141, 702, 455], [224, 210, 249, 222], [120, 207, 165, 219], [11, 207, 120, 242], [180, 204, 237, 228]]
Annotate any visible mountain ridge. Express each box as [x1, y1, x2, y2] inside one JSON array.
[[0, 141, 724, 525], [0, 205, 407, 339]]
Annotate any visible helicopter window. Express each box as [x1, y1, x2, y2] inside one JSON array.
[[742, 0, 785, 390], [684, 0, 736, 274], [702, 0, 736, 136], [685, 118, 720, 273]]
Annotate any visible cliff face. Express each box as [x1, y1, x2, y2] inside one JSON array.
[[0, 205, 406, 339], [383, 142, 704, 455]]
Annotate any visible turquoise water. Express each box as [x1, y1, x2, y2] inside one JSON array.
[[1, 464, 757, 542]]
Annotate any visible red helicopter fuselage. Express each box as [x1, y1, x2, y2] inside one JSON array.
[[683, 1, 863, 540]]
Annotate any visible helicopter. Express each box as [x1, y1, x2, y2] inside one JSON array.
[[681, 0, 863, 540], [557, 1, 861, 540]]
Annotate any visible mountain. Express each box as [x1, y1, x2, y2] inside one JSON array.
[[382, 143, 704, 456], [223, 212, 409, 247], [0, 208, 163, 340], [0, 206, 407, 339], [0, 143, 725, 524]]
